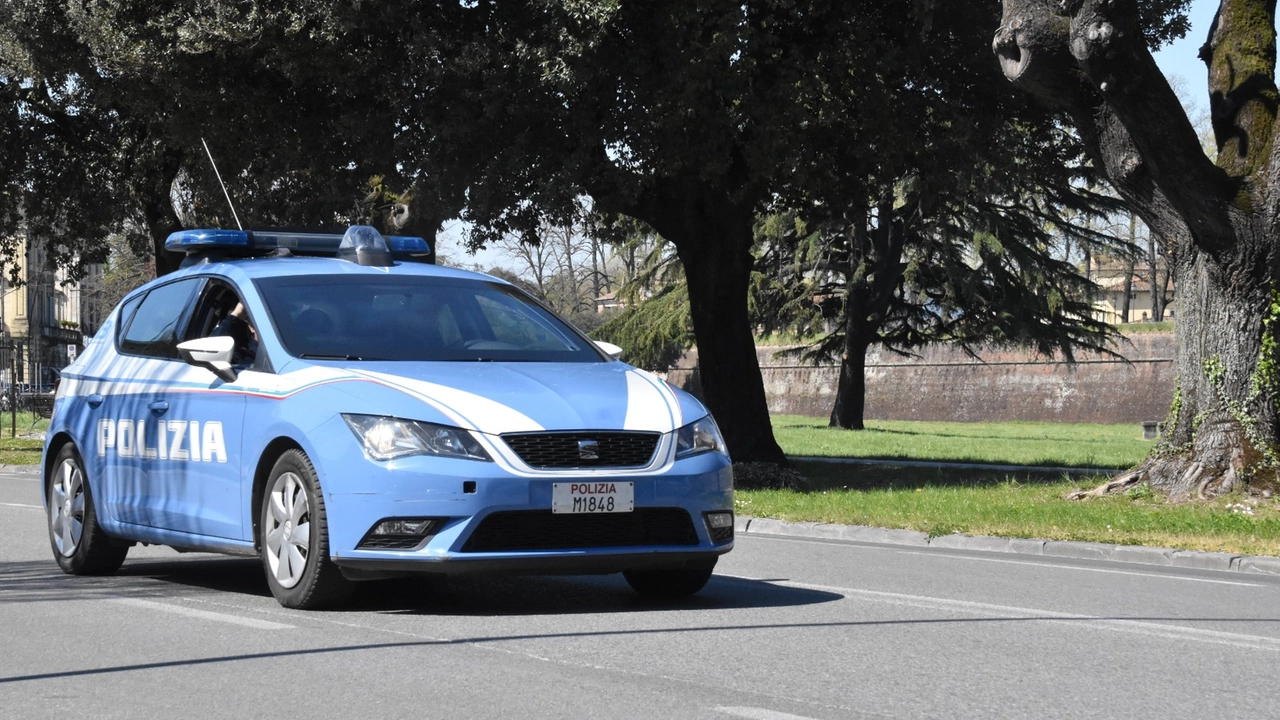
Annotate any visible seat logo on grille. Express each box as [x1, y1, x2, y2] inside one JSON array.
[[578, 439, 600, 460]]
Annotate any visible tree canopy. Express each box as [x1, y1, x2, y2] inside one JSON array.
[[0, 0, 1197, 467], [0, 0, 444, 277]]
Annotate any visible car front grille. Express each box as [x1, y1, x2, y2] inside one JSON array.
[[460, 508, 699, 553], [501, 431, 660, 468]]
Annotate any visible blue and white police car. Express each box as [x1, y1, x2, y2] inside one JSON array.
[[43, 226, 733, 609]]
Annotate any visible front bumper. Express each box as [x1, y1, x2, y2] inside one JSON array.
[[333, 547, 730, 580], [317, 440, 734, 575]]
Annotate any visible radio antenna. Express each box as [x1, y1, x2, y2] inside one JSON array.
[[201, 137, 244, 231]]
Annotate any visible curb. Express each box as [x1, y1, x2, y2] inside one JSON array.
[[734, 515, 1280, 576], [0, 465, 39, 475], [789, 456, 1119, 476]]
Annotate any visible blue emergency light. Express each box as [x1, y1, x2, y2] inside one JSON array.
[[165, 225, 433, 267]]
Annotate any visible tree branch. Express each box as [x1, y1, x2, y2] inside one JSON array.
[[1203, 0, 1278, 186], [994, 0, 1236, 254]]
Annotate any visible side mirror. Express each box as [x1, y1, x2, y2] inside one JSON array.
[[177, 336, 238, 383], [594, 340, 624, 360]]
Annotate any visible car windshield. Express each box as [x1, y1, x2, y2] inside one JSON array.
[[255, 274, 604, 362]]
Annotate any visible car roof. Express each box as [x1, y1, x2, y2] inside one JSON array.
[[157, 254, 507, 286]]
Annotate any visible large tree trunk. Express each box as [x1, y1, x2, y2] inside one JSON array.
[[828, 196, 907, 431], [994, 0, 1280, 497], [135, 147, 185, 276], [1158, 237, 1276, 495], [830, 333, 873, 430], [641, 189, 787, 465]]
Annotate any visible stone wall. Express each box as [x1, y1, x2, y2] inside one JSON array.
[[665, 333, 1176, 424]]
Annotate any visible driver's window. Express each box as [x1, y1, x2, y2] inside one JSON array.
[[186, 282, 266, 370]]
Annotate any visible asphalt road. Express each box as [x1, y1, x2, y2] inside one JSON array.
[[3, 468, 1279, 720]]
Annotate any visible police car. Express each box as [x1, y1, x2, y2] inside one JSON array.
[[43, 226, 733, 609]]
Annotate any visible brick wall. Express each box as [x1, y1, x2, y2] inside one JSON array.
[[664, 333, 1176, 424]]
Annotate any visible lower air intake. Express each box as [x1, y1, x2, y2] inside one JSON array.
[[461, 508, 698, 553]]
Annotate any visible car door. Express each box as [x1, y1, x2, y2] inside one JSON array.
[[140, 277, 251, 540], [97, 277, 204, 529]]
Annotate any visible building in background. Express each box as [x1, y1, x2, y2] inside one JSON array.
[[0, 226, 101, 390], [1090, 262, 1176, 325]]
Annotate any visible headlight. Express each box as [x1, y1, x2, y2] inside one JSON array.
[[675, 415, 729, 459], [342, 414, 491, 462]]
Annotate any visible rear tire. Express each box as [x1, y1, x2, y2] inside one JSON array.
[[260, 449, 352, 609], [47, 443, 127, 575], [623, 561, 716, 599]]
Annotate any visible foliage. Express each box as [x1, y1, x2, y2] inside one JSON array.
[[587, 218, 692, 370], [89, 232, 157, 325], [593, 285, 692, 372], [1, 0, 1195, 464], [0, 0, 448, 276]]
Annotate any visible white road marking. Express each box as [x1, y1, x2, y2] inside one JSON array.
[[716, 707, 822, 720], [725, 575, 1280, 653], [741, 534, 1265, 587], [0, 502, 40, 510], [892, 549, 1266, 587], [110, 598, 294, 630]]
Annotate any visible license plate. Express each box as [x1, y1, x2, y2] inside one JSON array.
[[552, 482, 634, 514]]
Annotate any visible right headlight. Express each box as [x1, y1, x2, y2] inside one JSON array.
[[342, 414, 491, 462], [675, 415, 729, 459]]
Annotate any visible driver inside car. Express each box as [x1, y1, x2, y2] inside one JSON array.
[[212, 302, 258, 365]]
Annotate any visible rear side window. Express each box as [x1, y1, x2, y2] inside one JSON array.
[[118, 279, 202, 359], [115, 294, 144, 335]]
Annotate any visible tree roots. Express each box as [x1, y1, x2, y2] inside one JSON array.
[[1065, 470, 1145, 500], [1066, 456, 1247, 501]]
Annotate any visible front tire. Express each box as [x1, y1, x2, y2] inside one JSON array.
[[623, 561, 716, 599], [260, 449, 351, 609], [47, 443, 127, 575]]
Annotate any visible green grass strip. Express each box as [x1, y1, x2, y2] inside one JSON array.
[[772, 415, 1151, 469]]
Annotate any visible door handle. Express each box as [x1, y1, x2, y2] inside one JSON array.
[[86, 394, 104, 407], [147, 401, 169, 414]]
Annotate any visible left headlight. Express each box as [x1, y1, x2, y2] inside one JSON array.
[[342, 414, 491, 462], [675, 415, 729, 459]]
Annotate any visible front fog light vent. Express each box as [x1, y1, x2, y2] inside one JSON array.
[[357, 517, 445, 550], [704, 511, 734, 543]]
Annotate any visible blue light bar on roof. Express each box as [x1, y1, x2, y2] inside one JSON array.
[[386, 235, 432, 254], [165, 225, 433, 263], [164, 229, 251, 251]]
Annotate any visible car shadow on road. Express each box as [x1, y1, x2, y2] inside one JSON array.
[[347, 572, 842, 615], [0, 557, 273, 605], [0, 556, 842, 614]]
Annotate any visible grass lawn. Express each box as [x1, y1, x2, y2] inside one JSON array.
[[771, 415, 1151, 469], [0, 437, 44, 465], [740, 416, 1280, 557], [0, 412, 50, 465]]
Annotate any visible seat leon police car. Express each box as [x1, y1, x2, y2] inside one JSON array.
[[43, 226, 733, 609]]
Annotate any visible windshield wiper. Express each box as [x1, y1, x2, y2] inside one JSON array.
[[299, 354, 365, 360]]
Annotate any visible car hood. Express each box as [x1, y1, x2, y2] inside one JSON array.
[[342, 361, 700, 434]]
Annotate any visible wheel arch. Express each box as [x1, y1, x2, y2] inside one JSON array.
[[251, 436, 306, 551], [43, 432, 78, 490]]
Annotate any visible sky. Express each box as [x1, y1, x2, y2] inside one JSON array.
[[1153, 0, 1218, 93], [448, 1, 1248, 272]]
